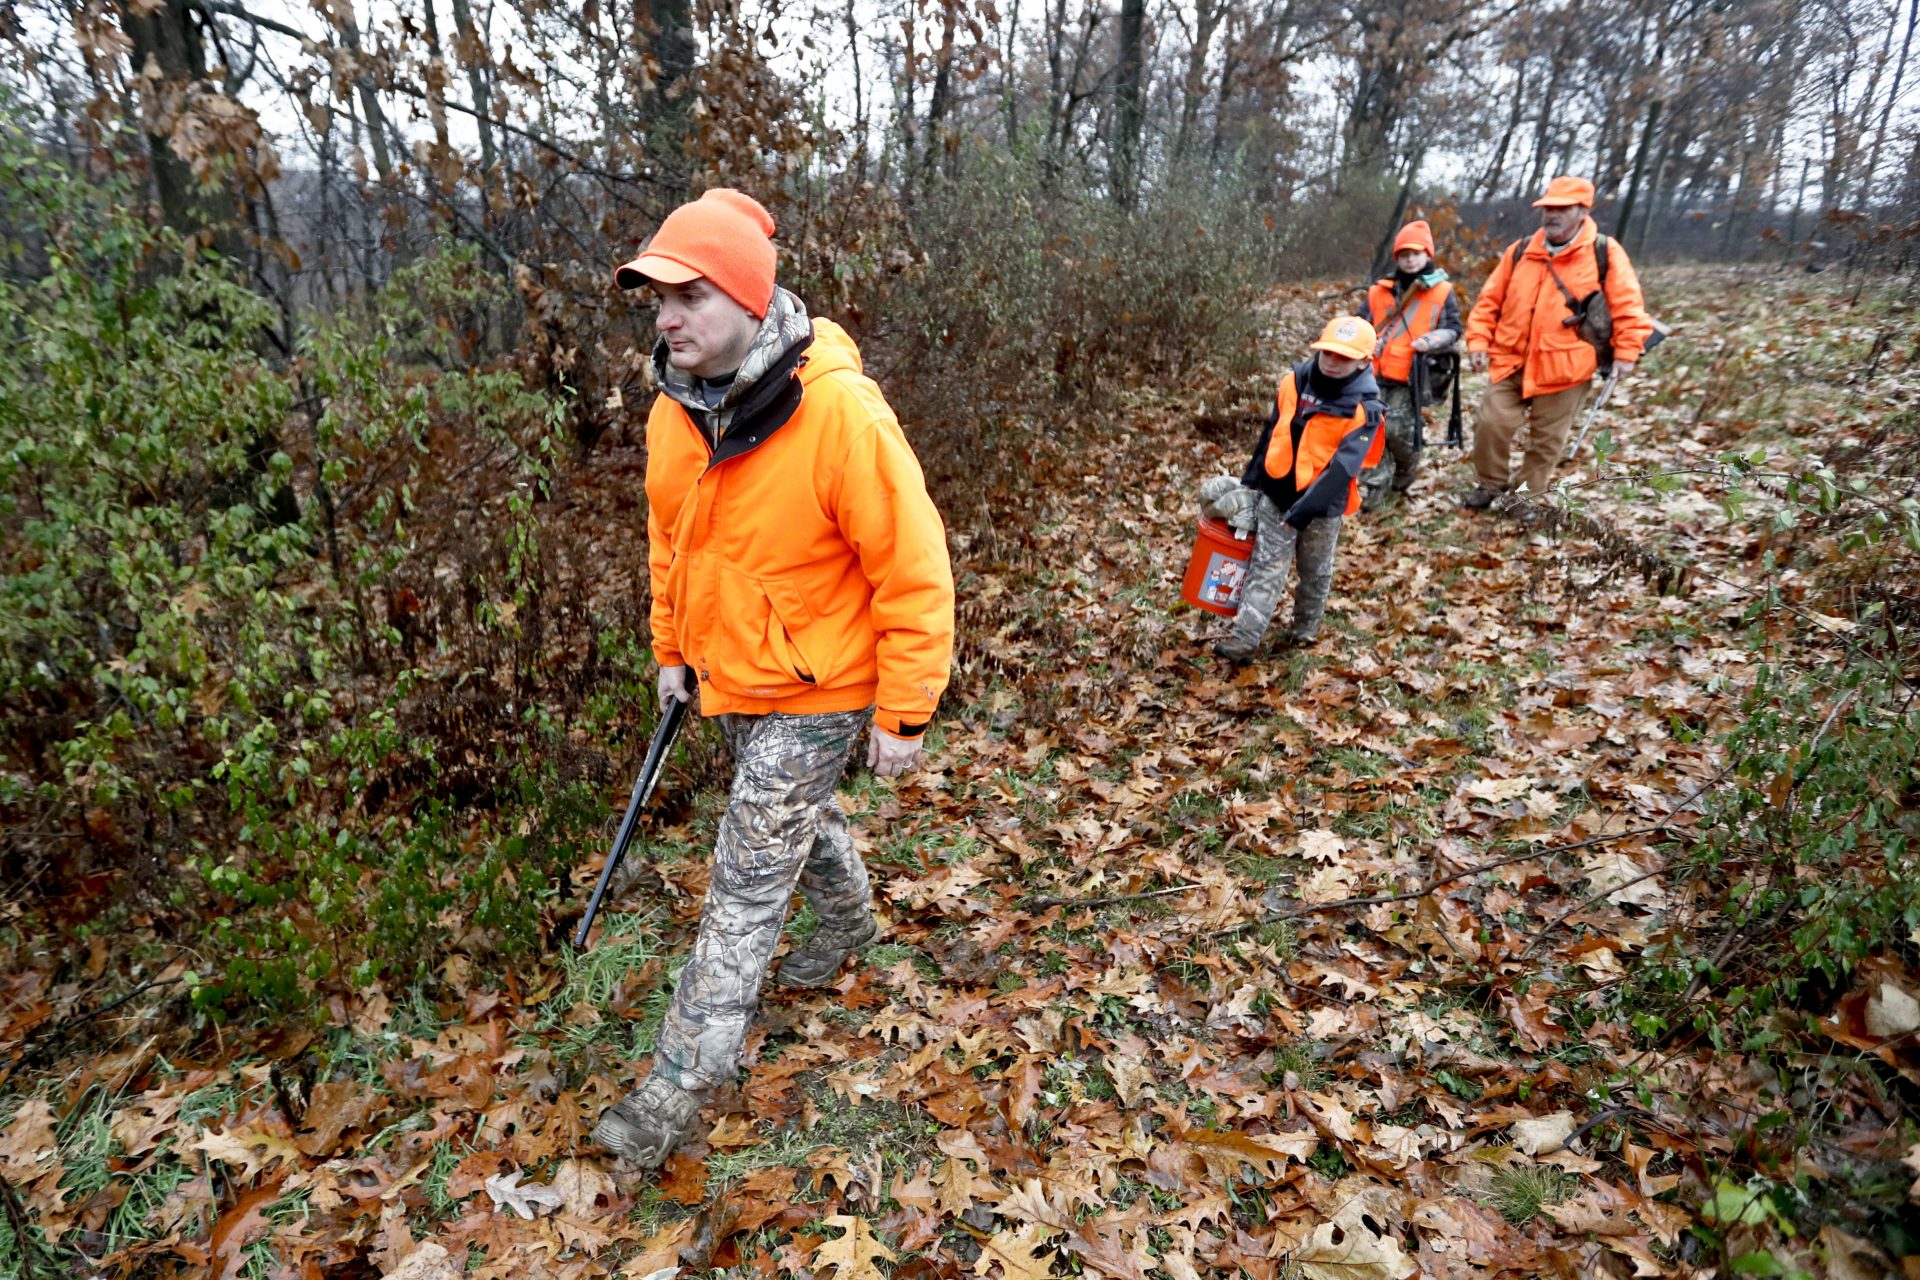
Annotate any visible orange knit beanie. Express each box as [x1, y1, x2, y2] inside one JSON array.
[[615, 189, 778, 318], [1392, 219, 1435, 255]]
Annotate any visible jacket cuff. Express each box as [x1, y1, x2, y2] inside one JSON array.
[[874, 709, 931, 739], [654, 647, 684, 668]]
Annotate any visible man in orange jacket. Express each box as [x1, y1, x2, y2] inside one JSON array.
[[1462, 176, 1653, 508], [594, 189, 956, 1168]]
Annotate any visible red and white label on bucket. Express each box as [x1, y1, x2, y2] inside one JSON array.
[[1200, 552, 1245, 609]]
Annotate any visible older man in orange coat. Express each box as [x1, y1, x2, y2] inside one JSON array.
[[1462, 176, 1653, 507]]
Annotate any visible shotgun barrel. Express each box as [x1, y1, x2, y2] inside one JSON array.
[[573, 695, 690, 948]]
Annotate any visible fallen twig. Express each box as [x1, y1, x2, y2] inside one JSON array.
[[1256, 827, 1670, 924], [0, 951, 186, 1069], [1028, 882, 1200, 910], [1518, 760, 1733, 962], [1517, 865, 1669, 963], [0, 1172, 59, 1280]]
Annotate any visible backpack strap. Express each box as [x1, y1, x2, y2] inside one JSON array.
[[1543, 233, 1608, 316]]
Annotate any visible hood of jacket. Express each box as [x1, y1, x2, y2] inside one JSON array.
[[1293, 357, 1382, 420], [652, 286, 816, 445]]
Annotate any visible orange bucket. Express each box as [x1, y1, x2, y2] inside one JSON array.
[[1181, 517, 1254, 616]]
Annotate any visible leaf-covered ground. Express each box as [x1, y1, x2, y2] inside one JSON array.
[[3, 265, 1914, 1279]]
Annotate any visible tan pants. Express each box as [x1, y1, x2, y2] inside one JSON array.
[[1472, 376, 1588, 498]]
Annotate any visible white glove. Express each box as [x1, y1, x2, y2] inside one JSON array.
[[658, 664, 693, 708], [1198, 476, 1260, 532], [867, 726, 923, 778]]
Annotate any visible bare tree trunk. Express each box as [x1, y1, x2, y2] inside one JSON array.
[[1477, 59, 1526, 200], [899, 5, 920, 196], [848, 0, 869, 180], [1113, 0, 1136, 208], [448, 0, 497, 177], [1112, 0, 1146, 208], [1632, 122, 1675, 253], [925, 0, 959, 178], [1369, 140, 1425, 278], [1044, 0, 1068, 158], [1522, 17, 1580, 198], [1208, 4, 1249, 164], [1614, 97, 1660, 239], [331, 0, 394, 185], [1788, 155, 1810, 245], [1864, 0, 1918, 204], [1173, 0, 1222, 164], [1003, 0, 1022, 143], [419, 0, 458, 191], [117, 0, 245, 253]]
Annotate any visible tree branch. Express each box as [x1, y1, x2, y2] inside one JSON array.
[[1247, 826, 1676, 927], [192, 0, 665, 189]]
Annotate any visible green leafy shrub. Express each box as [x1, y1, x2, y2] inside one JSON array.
[[0, 102, 656, 1016], [1614, 452, 1920, 1044]]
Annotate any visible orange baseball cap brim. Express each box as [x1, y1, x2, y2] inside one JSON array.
[[1312, 337, 1372, 360], [615, 252, 704, 290]]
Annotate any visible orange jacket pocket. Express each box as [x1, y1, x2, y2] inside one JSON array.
[[1530, 337, 1594, 391], [706, 566, 815, 698]]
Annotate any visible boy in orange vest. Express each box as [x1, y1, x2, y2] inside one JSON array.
[[594, 190, 956, 1167], [1358, 219, 1461, 510], [1212, 316, 1386, 662]]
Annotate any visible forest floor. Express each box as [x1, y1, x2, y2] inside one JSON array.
[[3, 264, 1914, 1280]]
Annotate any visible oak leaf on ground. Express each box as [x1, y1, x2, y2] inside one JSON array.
[[810, 1214, 896, 1280]]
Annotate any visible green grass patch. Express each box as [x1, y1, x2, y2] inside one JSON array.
[[1266, 1041, 1329, 1092], [1489, 1165, 1573, 1224]]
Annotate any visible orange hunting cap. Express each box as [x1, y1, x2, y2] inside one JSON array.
[[1532, 175, 1596, 208], [1392, 219, 1435, 254], [615, 188, 778, 317], [1311, 315, 1377, 361]]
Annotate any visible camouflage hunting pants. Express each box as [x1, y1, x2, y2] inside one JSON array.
[[1229, 496, 1343, 648], [1359, 383, 1421, 509], [652, 708, 871, 1091]]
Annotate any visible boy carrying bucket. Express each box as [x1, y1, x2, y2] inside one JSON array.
[[1202, 316, 1386, 663]]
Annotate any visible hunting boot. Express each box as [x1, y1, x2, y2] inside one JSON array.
[[1459, 485, 1502, 510], [593, 1073, 706, 1168], [774, 912, 879, 988], [1213, 637, 1259, 664]]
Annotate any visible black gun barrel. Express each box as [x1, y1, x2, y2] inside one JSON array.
[[573, 695, 689, 948]]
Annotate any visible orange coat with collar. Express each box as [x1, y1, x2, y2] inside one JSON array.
[[1464, 218, 1653, 399], [645, 318, 954, 738]]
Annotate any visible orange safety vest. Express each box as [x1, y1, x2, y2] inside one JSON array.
[[1366, 278, 1454, 384], [1263, 370, 1386, 518]]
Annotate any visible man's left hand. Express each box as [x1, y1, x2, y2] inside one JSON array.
[[1611, 360, 1636, 379], [868, 726, 924, 778]]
